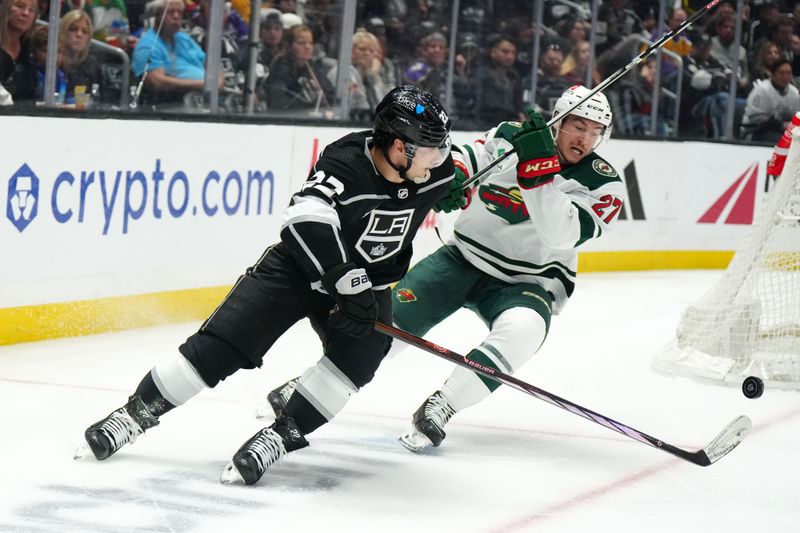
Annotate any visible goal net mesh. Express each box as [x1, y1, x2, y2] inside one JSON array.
[[653, 129, 800, 388]]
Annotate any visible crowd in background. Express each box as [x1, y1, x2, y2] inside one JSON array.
[[2, 0, 800, 143]]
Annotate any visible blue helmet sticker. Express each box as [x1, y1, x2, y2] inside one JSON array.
[[415, 104, 425, 115]]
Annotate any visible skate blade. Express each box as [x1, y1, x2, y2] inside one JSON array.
[[220, 461, 245, 485], [399, 427, 434, 453], [73, 442, 92, 460]]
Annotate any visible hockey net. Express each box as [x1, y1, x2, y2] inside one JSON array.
[[653, 129, 800, 389]]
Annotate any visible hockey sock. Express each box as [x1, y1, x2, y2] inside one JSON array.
[[133, 372, 176, 418], [284, 356, 359, 435], [139, 353, 210, 416], [441, 307, 547, 412]]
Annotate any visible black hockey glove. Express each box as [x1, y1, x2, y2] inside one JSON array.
[[433, 163, 472, 213], [510, 108, 561, 189], [321, 263, 378, 338]]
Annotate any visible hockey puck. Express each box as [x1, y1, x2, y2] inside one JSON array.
[[742, 376, 764, 399]]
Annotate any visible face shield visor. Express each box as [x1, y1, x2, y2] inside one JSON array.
[[403, 135, 452, 183]]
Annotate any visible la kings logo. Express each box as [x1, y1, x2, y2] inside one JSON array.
[[356, 208, 413, 262]]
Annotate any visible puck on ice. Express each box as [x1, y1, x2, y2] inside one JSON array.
[[742, 376, 764, 399]]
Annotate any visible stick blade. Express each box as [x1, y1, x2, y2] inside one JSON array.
[[701, 415, 752, 465]]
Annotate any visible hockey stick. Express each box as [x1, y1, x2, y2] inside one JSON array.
[[374, 321, 750, 466], [461, 0, 723, 189]]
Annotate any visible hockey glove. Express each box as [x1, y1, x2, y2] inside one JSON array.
[[433, 163, 471, 213], [510, 108, 561, 189], [321, 263, 378, 338]]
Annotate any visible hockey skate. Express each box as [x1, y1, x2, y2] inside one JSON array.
[[256, 377, 299, 419], [221, 415, 309, 485], [399, 391, 456, 452], [83, 396, 159, 460]]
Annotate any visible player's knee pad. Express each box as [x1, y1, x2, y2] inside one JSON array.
[[481, 307, 547, 372], [151, 352, 210, 406], [179, 331, 250, 388], [441, 308, 546, 408], [294, 356, 359, 422]]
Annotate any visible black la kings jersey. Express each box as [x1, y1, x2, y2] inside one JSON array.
[[279, 131, 455, 289]]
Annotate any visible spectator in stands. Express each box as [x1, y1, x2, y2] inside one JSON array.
[[404, 31, 448, 103], [751, 40, 781, 82], [264, 24, 335, 114], [325, 29, 384, 121], [748, 1, 780, 49], [766, 14, 794, 63], [0, 0, 38, 104], [251, 8, 284, 68], [30, 25, 68, 103], [364, 17, 400, 91], [132, 0, 219, 107], [710, 13, 749, 96], [741, 59, 800, 142], [189, 0, 248, 68], [616, 57, 669, 136], [349, 30, 387, 111], [472, 34, 524, 128], [682, 34, 733, 138], [60, 9, 103, 106], [552, 15, 588, 57], [650, 7, 693, 87], [561, 39, 600, 87], [595, 0, 645, 56], [530, 42, 568, 117]]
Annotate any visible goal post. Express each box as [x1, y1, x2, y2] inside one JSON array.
[[653, 129, 800, 389]]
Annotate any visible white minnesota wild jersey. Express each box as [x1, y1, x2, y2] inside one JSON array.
[[451, 123, 625, 314]]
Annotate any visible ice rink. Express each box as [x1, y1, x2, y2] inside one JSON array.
[[1, 270, 798, 532]]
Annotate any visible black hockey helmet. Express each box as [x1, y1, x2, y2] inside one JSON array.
[[373, 85, 451, 148]]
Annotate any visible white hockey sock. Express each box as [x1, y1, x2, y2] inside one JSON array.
[[295, 356, 359, 421], [151, 353, 209, 406], [441, 307, 547, 413]]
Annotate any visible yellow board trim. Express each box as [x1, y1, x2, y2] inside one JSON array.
[[0, 286, 232, 346], [577, 250, 734, 272], [0, 251, 735, 346]]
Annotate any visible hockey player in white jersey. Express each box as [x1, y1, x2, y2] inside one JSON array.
[[393, 85, 625, 451]]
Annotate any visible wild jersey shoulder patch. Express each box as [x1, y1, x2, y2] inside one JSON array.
[[592, 159, 618, 177]]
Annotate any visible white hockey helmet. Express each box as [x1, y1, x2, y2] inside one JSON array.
[[551, 85, 613, 148]]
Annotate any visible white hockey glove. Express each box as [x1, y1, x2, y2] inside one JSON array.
[[321, 263, 378, 338]]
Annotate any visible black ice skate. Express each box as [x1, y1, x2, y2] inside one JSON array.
[[221, 415, 309, 485], [399, 391, 456, 452], [257, 377, 299, 419], [84, 396, 159, 460]]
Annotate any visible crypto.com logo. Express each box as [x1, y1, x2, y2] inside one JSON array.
[[6, 163, 39, 232]]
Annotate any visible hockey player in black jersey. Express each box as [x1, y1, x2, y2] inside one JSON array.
[[81, 85, 467, 486]]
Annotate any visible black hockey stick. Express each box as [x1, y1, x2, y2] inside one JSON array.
[[374, 321, 750, 466], [461, 0, 723, 189]]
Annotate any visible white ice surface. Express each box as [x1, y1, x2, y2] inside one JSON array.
[[1, 270, 798, 532]]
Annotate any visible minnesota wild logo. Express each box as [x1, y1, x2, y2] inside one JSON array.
[[395, 288, 417, 302], [478, 183, 530, 224], [592, 159, 618, 177]]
